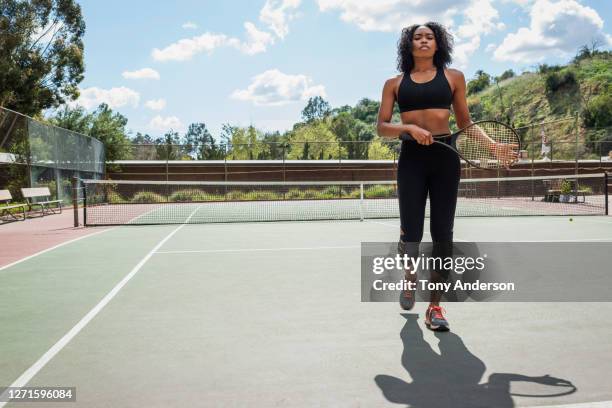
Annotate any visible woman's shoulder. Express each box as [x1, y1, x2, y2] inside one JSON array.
[[382, 74, 404, 98], [443, 67, 465, 80], [442, 67, 466, 93], [384, 74, 404, 85]]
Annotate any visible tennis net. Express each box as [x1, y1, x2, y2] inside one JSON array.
[[82, 173, 609, 226]]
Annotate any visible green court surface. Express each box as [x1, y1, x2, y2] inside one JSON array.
[[1, 216, 612, 407]]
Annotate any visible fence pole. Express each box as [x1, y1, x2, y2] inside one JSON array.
[[282, 144, 286, 182], [575, 115, 579, 176], [72, 177, 79, 227]]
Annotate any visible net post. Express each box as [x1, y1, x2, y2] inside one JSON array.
[[359, 183, 364, 221], [83, 180, 87, 226], [72, 176, 79, 227]]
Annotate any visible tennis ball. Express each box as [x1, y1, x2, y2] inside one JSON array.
[[569, 218, 573, 222]]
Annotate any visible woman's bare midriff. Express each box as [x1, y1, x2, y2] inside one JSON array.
[[400, 109, 451, 136]]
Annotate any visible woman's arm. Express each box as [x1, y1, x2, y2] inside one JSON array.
[[450, 69, 517, 166], [449, 69, 472, 129], [376, 78, 433, 144]]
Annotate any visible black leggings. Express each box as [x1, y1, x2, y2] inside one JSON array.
[[397, 140, 460, 272]]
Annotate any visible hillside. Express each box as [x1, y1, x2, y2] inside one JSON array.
[[466, 53, 612, 159]]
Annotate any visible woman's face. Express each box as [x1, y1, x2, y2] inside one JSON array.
[[411, 25, 437, 58]]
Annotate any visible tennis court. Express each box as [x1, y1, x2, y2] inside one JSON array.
[[1, 210, 612, 407]]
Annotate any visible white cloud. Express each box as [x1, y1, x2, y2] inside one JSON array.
[[152, 33, 231, 61], [122, 68, 160, 80], [316, 0, 507, 69], [316, 0, 468, 32], [260, 0, 301, 39], [456, 0, 502, 38], [237, 22, 275, 55], [148, 115, 185, 132], [231, 69, 326, 106], [494, 0, 611, 63], [485, 43, 496, 52], [145, 99, 167, 111], [152, 22, 274, 61], [453, 36, 481, 69], [501, 0, 533, 6], [182, 21, 198, 30], [74, 87, 140, 110], [152, 0, 301, 62]]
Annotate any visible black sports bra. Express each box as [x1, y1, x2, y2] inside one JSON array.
[[397, 67, 453, 112]]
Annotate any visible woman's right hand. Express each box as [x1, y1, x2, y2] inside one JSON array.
[[405, 125, 434, 145]]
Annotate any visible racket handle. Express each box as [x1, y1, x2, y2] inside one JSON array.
[[399, 132, 414, 142]]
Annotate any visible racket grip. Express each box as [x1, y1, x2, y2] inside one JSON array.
[[399, 132, 415, 142]]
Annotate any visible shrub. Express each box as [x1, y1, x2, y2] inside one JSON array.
[[169, 189, 209, 202], [364, 185, 395, 198], [131, 191, 165, 203], [545, 70, 577, 93]]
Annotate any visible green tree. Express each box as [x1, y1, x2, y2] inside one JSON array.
[[0, 0, 85, 115], [132, 132, 154, 144], [130, 132, 156, 160], [583, 94, 612, 128], [496, 69, 515, 82], [50, 105, 90, 133], [220, 125, 266, 160], [184, 123, 224, 160], [260, 130, 286, 160], [329, 112, 374, 159], [49, 103, 131, 163], [154, 130, 182, 160], [287, 121, 346, 160], [87, 104, 132, 162], [351, 98, 380, 124], [301, 96, 331, 122], [367, 137, 395, 160], [467, 70, 491, 95]]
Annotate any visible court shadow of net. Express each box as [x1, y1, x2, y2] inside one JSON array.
[[374, 314, 576, 408]]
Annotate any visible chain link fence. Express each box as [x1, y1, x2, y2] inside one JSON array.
[[0, 106, 105, 204]]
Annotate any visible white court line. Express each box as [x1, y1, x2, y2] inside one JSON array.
[[0, 206, 202, 408], [155, 245, 361, 254], [0, 228, 111, 272]]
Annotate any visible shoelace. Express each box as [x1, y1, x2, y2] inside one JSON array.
[[428, 306, 446, 320]]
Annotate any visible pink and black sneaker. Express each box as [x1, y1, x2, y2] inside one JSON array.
[[425, 305, 449, 331]]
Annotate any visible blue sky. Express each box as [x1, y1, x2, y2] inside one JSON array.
[[72, 0, 611, 140]]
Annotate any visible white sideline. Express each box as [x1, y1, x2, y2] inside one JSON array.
[[0, 206, 201, 408]]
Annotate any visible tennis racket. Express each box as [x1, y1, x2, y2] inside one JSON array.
[[399, 120, 521, 169]]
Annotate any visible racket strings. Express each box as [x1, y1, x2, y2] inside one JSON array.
[[456, 122, 520, 169]]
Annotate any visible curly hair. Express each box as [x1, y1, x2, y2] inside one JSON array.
[[397, 22, 454, 73]]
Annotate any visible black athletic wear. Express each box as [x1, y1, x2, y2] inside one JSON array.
[[397, 67, 453, 112], [397, 140, 459, 284], [397, 141, 460, 255], [395, 65, 459, 292]]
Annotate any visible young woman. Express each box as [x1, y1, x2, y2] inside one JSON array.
[[376, 22, 473, 332]]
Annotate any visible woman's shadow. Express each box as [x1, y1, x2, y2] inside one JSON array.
[[375, 314, 576, 408]]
